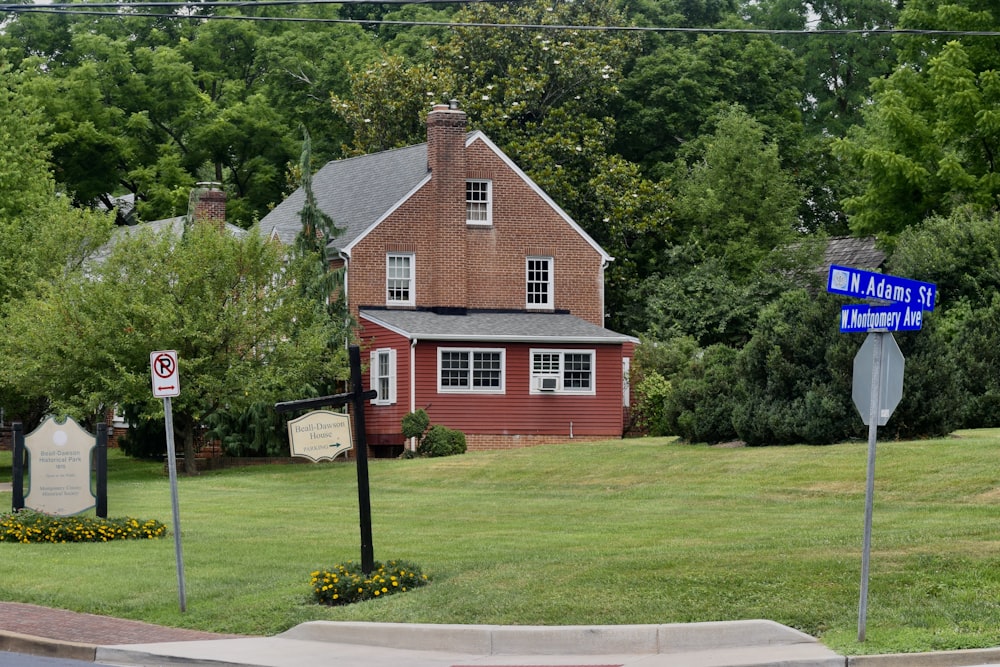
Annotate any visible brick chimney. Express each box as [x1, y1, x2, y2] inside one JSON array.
[[188, 182, 226, 230], [427, 101, 468, 312]]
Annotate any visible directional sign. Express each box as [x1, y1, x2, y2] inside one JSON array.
[[840, 303, 923, 333], [827, 265, 936, 312], [150, 350, 180, 398]]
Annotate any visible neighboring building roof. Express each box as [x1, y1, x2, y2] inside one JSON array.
[[824, 236, 885, 271], [360, 309, 639, 344], [90, 216, 248, 264]]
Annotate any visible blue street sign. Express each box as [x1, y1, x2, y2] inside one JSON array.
[[827, 265, 936, 312], [840, 304, 923, 333]]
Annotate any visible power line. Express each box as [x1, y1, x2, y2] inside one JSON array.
[[3, 2, 1000, 37]]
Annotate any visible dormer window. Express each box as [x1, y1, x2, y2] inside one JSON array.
[[466, 180, 492, 226]]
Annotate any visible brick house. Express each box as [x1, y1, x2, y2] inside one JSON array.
[[260, 102, 637, 453]]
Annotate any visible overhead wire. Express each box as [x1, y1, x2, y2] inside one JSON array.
[[2, 1, 999, 36]]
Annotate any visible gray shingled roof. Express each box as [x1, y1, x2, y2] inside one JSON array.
[[360, 309, 638, 344], [824, 236, 885, 271], [258, 142, 431, 250]]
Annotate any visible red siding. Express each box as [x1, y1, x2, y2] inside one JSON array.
[[411, 342, 625, 438], [359, 320, 412, 446]]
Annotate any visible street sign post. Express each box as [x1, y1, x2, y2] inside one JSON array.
[[151, 350, 186, 612], [827, 265, 936, 643]]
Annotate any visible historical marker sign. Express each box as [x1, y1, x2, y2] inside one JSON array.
[[23, 416, 97, 516], [288, 410, 353, 462]]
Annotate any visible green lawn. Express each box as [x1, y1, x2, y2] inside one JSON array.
[[3, 431, 1000, 656]]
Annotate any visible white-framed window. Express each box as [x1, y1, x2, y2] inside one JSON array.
[[386, 253, 414, 306], [466, 180, 492, 226], [530, 349, 595, 395], [526, 256, 553, 309], [370, 348, 397, 405], [438, 348, 505, 393]]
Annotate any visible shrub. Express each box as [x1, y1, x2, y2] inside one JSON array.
[[632, 370, 672, 436], [663, 344, 740, 443], [418, 424, 467, 457], [0, 510, 167, 543], [401, 409, 430, 441], [310, 560, 429, 606]]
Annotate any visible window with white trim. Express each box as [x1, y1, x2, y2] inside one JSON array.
[[438, 348, 505, 393], [466, 180, 492, 226], [526, 256, 553, 309], [370, 348, 397, 405], [530, 350, 595, 394], [386, 253, 414, 306]]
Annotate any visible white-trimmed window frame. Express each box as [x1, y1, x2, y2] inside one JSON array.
[[438, 347, 506, 394], [526, 256, 554, 310], [386, 252, 415, 306], [466, 179, 492, 226], [370, 348, 397, 405], [529, 349, 596, 395]]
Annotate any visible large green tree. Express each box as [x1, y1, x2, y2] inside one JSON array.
[[833, 1, 1000, 239], [0, 223, 346, 472], [0, 60, 115, 424], [2, 6, 378, 225]]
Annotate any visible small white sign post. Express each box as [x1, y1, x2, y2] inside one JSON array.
[[151, 350, 187, 612]]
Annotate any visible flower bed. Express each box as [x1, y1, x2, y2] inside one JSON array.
[[0, 509, 167, 543], [310, 560, 429, 606]]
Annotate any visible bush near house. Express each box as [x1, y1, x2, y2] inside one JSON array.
[[401, 410, 466, 457]]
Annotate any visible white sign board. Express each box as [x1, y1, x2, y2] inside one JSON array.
[[288, 410, 353, 462], [150, 350, 180, 398], [24, 416, 97, 516]]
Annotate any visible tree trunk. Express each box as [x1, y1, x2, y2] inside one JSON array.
[[182, 418, 198, 476]]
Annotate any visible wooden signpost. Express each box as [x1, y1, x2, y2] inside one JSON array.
[[275, 345, 378, 574]]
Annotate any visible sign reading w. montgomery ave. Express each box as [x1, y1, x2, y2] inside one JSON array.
[[839, 303, 924, 334], [828, 265, 936, 333]]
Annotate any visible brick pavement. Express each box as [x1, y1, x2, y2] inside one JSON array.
[[0, 601, 245, 645]]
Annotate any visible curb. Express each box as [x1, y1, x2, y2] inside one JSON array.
[[848, 647, 1000, 666], [280, 619, 834, 656], [0, 629, 97, 662]]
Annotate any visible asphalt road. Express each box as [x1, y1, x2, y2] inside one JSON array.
[[0, 652, 111, 667]]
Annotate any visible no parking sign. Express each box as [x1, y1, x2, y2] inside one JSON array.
[[150, 350, 180, 397]]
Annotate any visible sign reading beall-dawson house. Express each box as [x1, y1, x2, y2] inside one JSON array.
[[288, 410, 353, 462]]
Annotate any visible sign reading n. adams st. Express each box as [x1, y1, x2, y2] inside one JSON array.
[[827, 265, 936, 312]]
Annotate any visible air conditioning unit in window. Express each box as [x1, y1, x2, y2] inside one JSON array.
[[536, 376, 559, 392]]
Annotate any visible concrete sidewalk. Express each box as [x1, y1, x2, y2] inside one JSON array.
[[4, 602, 1000, 667], [96, 619, 844, 667]]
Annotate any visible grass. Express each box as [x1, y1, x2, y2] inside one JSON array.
[[3, 431, 1000, 656]]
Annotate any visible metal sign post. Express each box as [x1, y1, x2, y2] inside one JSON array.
[[857, 332, 883, 643], [827, 266, 935, 644], [162, 395, 187, 613], [151, 350, 186, 612]]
